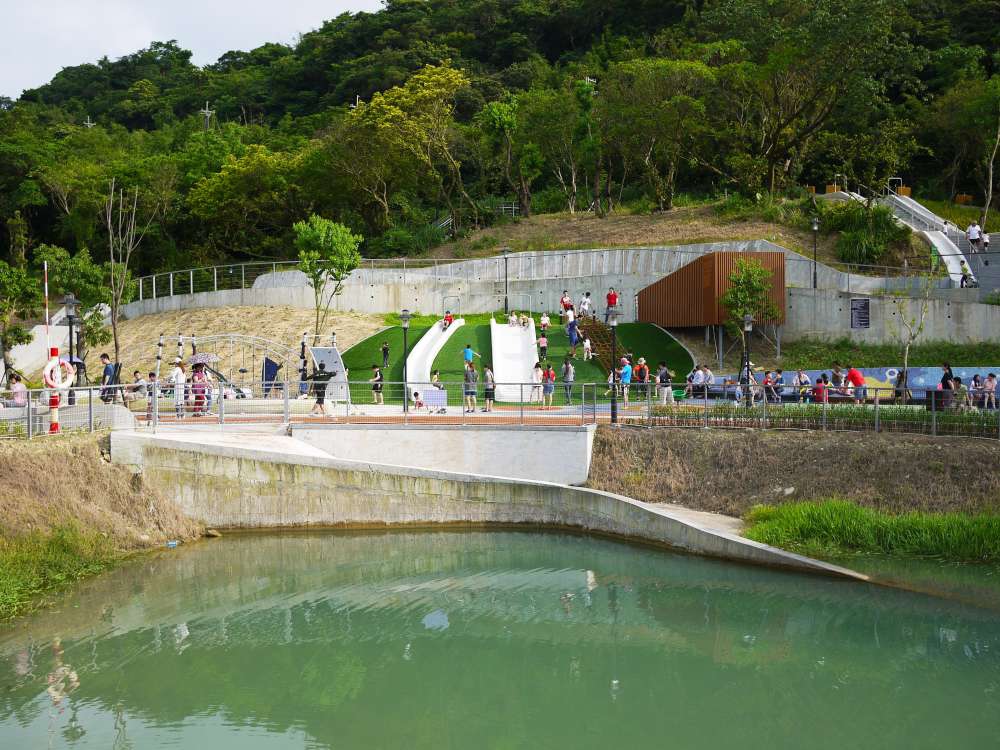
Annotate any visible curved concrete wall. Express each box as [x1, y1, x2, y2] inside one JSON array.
[[290, 423, 595, 485], [110, 431, 866, 580]]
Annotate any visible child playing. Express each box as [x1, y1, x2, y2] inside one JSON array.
[[583, 337, 593, 361], [537, 333, 548, 360], [540, 312, 550, 333], [411, 390, 426, 411]]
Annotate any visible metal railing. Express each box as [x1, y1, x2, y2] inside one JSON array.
[[3, 382, 998, 440], [133, 245, 956, 304]]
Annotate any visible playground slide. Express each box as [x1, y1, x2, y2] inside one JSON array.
[[405, 318, 465, 395], [920, 231, 972, 286], [490, 318, 537, 402]]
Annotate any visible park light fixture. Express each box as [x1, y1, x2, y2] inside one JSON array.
[[811, 216, 820, 289], [608, 308, 619, 424], [401, 309, 411, 413], [62, 293, 81, 389], [743, 313, 753, 333], [502, 247, 511, 315]]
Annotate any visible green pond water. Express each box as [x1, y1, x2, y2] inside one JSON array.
[[1, 530, 999, 749]]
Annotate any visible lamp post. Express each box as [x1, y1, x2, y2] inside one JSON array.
[[608, 308, 619, 424], [811, 216, 820, 289], [400, 309, 411, 413], [742, 313, 753, 406], [62, 293, 80, 404], [502, 247, 510, 315]]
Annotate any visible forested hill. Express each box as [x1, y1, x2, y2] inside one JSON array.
[[2, 0, 1000, 276]]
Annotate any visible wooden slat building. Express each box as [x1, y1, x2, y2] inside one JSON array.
[[637, 252, 786, 327]]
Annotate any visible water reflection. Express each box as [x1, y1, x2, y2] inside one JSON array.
[[1, 530, 998, 749]]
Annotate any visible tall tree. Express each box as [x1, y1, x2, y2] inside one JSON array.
[[0, 262, 40, 379], [294, 215, 362, 341], [104, 179, 153, 363]]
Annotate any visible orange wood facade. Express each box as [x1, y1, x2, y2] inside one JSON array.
[[636, 252, 786, 327]]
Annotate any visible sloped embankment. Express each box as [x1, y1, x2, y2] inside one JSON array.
[[586, 426, 1000, 517], [0, 434, 202, 619]]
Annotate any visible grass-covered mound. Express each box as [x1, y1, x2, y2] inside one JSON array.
[[745, 500, 1000, 561]]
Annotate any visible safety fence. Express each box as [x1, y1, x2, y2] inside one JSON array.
[[3, 382, 999, 440], [134, 246, 954, 303]]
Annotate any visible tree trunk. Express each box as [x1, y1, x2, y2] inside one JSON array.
[[984, 105, 1000, 232]]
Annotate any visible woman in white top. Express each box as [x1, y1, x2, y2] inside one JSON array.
[[530, 362, 543, 403], [169, 359, 186, 418]]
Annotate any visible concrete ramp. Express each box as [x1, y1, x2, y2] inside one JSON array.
[[406, 317, 465, 392], [490, 317, 537, 402]]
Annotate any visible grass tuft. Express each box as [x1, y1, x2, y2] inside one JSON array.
[[744, 500, 1000, 561], [0, 526, 122, 620]]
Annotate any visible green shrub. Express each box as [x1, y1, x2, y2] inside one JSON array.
[[820, 201, 908, 266], [368, 224, 446, 257], [744, 500, 1000, 561]]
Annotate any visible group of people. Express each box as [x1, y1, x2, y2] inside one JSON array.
[[938, 364, 998, 410]]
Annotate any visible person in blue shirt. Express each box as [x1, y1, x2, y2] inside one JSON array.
[[462, 344, 480, 365], [618, 357, 633, 407]]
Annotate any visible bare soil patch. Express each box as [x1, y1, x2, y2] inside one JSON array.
[[0, 434, 201, 548], [587, 426, 1000, 517]]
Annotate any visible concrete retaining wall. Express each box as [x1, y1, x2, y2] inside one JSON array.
[[785, 287, 1000, 343], [110, 431, 866, 580], [290, 423, 595, 485]]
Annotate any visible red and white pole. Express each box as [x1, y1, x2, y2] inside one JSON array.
[[47, 347, 60, 433]]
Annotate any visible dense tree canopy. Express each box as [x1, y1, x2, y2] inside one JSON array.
[[2, 0, 999, 275]]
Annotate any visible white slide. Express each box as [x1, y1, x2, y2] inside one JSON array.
[[490, 317, 537, 402], [920, 231, 973, 286], [406, 318, 465, 393]]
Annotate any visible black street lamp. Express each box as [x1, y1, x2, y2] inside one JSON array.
[[502, 247, 510, 315], [811, 215, 820, 289], [608, 308, 619, 424], [400, 309, 411, 413], [742, 313, 753, 406], [62, 293, 80, 403]]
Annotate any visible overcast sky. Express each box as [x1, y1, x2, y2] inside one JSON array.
[[0, 0, 383, 99]]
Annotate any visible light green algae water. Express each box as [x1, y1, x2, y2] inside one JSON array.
[[1, 530, 998, 749]]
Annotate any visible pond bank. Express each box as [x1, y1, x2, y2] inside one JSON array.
[[0, 434, 202, 621]]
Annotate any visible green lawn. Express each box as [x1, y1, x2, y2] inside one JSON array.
[[342, 324, 430, 391], [614, 323, 694, 376], [918, 198, 982, 228]]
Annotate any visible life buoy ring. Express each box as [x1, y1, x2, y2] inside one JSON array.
[[43, 358, 75, 390]]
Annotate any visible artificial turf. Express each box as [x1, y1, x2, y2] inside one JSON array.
[[341, 324, 430, 384], [614, 323, 694, 377]]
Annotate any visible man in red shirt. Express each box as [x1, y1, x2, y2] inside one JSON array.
[[605, 287, 619, 323], [845, 365, 867, 404]]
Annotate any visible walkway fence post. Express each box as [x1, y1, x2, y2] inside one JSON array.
[[762, 391, 768, 429], [822, 398, 828, 431], [88, 388, 94, 432], [646, 383, 652, 427], [152, 275, 156, 298], [520, 384, 524, 425], [241, 265, 246, 290], [152, 383, 158, 432], [169, 273, 174, 297], [213, 267, 218, 292], [874, 389, 880, 433], [283, 384, 290, 425], [931, 398, 937, 436], [218, 391, 225, 427], [26, 396, 32, 439], [704, 387, 710, 429], [189, 269, 194, 294]]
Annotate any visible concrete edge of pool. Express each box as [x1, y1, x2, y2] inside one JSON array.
[[109, 430, 869, 582]]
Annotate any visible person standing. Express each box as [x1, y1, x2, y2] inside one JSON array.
[[656, 362, 675, 405], [169, 358, 186, 419], [940, 362, 955, 408], [561, 357, 575, 404], [310, 362, 333, 416], [559, 290, 574, 319], [191, 364, 209, 416], [634, 358, 649, 400], [543, 362, 556, 407], [530, 361, 543, 403], [99, 353, 116, 403], [463, 361, 479, 413], [968, 220, 983, 253], [567, 317, 580, 357], [619, 357, 632, 407], [483, 363, 495, 412], [960, 260, 972, 288], [370, 365, 384, 405], [984, 372, 997, 410], [381, 341, 390, 368], [578, 291, 593, 319], [605, 287, 619, 323], [845, 365, 866, 404], [536, 332, 548, 361]]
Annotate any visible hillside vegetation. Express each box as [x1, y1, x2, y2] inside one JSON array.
[[1, 0, 997, 282]]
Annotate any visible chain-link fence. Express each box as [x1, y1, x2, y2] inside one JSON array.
[[3, 381, 999, 440]]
